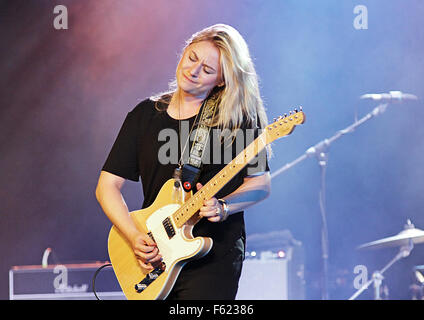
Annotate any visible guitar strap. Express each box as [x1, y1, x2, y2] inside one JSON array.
[[178, 88, 220, 192]]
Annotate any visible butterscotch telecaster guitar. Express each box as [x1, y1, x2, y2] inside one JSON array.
[[108, 108, 305, 299]]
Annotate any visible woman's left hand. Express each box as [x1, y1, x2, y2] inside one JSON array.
[[197, 183, 227, 222]]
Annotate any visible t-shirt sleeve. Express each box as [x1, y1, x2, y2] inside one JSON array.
[[102, 110, 140, 182]]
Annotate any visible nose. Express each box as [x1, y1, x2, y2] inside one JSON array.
[[189, 62, 202, 77]]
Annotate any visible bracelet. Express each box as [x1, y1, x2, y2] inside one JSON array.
[[218, 199, 230, 222]]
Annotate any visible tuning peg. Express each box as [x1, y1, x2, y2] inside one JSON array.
[[294, 108, 298, 113], [284, 113, 287, 118], [299, 106, 303, 111]]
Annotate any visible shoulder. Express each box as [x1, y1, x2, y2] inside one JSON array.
[[130, 97, 170, 116], [124, 98, 165, 124], [129, 98, 156, 116], [113, 99, 157, 133]]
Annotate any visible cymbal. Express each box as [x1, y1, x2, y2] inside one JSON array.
[[358, 220, 424, 250]]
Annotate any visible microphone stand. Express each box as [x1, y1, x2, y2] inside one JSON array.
[[271, 103, 389, 299]]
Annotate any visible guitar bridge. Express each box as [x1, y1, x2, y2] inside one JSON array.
[[147, 231, 155, 243], [134, 264, 165, 293]]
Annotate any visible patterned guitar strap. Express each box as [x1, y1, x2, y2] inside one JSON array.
[[173, 88, 220, 193]]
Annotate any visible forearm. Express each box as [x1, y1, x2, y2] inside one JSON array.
[[221, 172, 271, 215], [96, 178, 140, 241]]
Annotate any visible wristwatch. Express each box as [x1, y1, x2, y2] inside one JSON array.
[[217, 198, 230, 221]]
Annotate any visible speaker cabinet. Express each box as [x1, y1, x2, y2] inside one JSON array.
[[236, 231, 305, 300], [9, 262, 124, 300]]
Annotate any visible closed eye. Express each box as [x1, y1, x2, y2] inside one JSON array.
[[203, 67, 213, 74], [189, 51, 216, 74]]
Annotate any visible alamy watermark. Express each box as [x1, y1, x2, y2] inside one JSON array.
[[53, 265, 88, 293], [353, 264, 368, 289], [53, 5, 68, 30], [157, 125, 268, 176], [353, 5, 368, 30]]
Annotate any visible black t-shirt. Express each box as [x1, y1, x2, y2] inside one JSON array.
[[102, 98, 269, 263]]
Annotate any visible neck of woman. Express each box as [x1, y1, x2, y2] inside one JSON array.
[[168, 89, 208, 119]]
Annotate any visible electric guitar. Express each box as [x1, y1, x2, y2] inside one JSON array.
[[108, 108, 305, 299]]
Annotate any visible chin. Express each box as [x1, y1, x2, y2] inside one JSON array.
[[179, 82, 203, 96]]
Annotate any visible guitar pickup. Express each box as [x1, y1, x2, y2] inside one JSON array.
[[162, 216, 175, 239]]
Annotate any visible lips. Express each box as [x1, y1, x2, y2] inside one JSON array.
[[183, 73, 197, 84]]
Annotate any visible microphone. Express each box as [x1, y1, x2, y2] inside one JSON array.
[[360, 91, 418, 102]]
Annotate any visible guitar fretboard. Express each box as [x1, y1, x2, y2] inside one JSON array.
[[172, 131, 267, 228]]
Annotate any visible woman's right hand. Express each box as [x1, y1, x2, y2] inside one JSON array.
[[131, 232, 162, 270]]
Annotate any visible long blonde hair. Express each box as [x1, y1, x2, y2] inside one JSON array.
[[153, 24, 269, 134]]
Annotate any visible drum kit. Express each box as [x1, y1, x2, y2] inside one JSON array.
[[349, 219, 424, 300]]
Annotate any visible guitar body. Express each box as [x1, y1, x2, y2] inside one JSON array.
[[108, 179, 213, 300]]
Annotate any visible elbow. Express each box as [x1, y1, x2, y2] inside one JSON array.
[[95, 183, 103, 203], [254, 185, 271, 203], [261, 185, 271, 202], [95, 186, 100, 202], [262, 174, 271, 200], [245, 172, 271, 203], [264, 186, 271, 200]]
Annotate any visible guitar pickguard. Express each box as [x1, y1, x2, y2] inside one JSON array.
[[145, 204, 204, 272]]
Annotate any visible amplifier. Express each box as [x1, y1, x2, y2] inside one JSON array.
[[236, 230, 305, 300], [9, 262, 125, 300]]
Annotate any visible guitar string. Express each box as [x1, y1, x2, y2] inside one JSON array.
[[174, 133, 267, 226]]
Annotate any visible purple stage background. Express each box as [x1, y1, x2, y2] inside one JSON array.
[[1, 0, 424, 299]]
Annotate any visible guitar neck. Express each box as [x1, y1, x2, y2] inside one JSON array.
[[172, 131, 267, 228]]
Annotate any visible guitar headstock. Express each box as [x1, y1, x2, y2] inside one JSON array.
[[265, 107, 305, 143]]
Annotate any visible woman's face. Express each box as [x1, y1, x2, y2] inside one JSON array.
[[176, 40, 224, 99]]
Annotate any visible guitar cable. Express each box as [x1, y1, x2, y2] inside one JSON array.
[[92, 262, 112, 300]]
